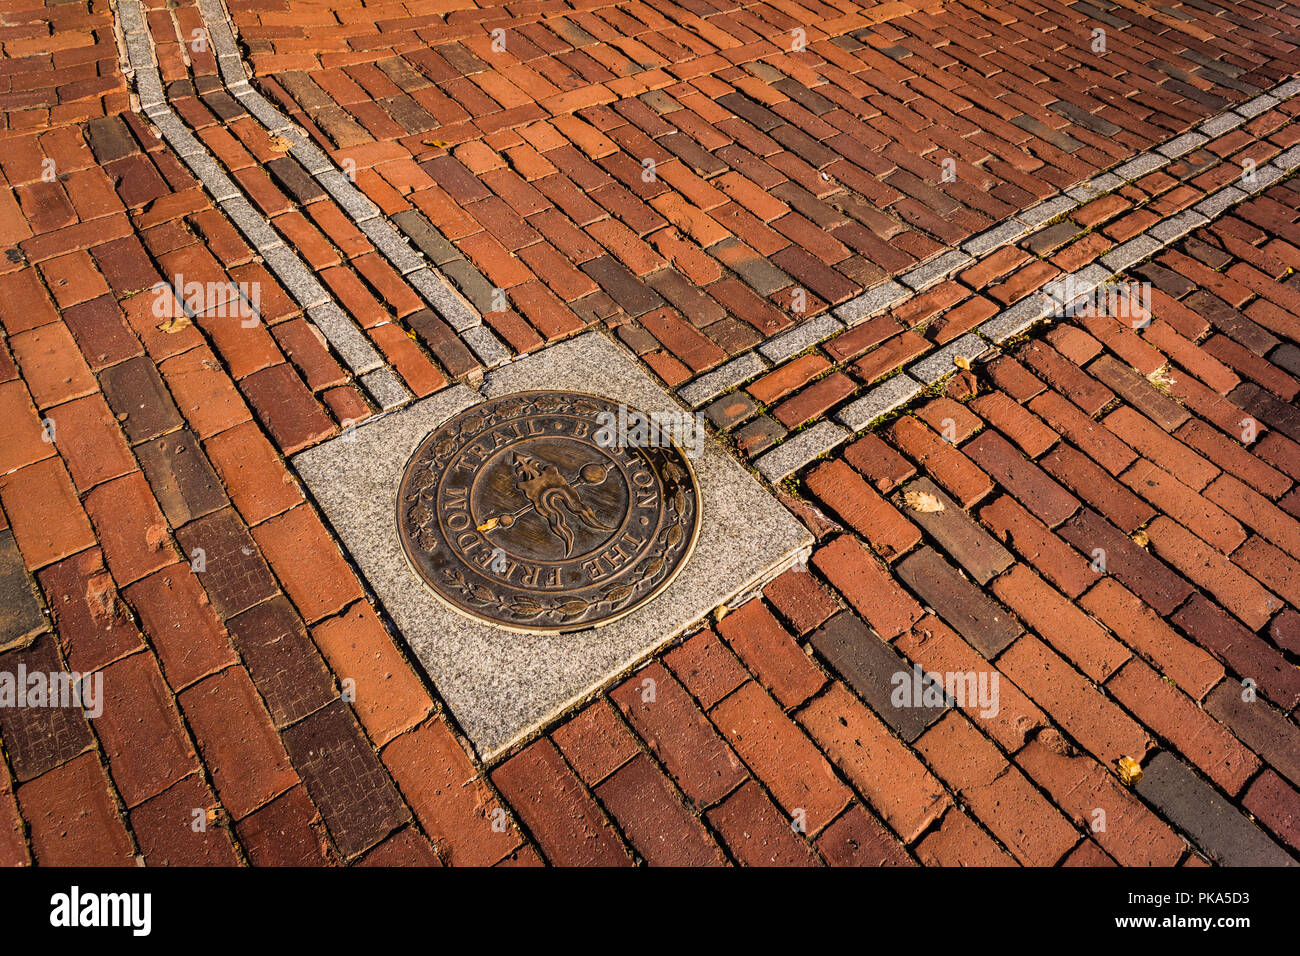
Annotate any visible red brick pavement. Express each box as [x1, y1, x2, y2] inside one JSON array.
[[1, 0, 1299, 866]]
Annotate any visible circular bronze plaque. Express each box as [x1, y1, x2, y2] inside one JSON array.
[[397, 391, 700, 632]]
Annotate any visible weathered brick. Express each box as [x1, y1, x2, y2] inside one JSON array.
[[917, 712, 1077, 865], [712, 681, 851, 833], [704, 779, 819, 866], [234, 784, 334, 866], [135, 429, 228, 527], [1015, 734, 1184, 867], [17, 752, 135, 865], [999, 636, 1152, 767], [716, 599, 825, 708], [814, 803, 913, 866], [1058, 508, 1192, 615], [662, 628, 748, 710], [896, 547, 1022, 657], [964, 430, 1079, 528], [1107, 658, 1259, 796], [178, 666, 297, 820], [805, 458, 920, 562], [491, 739, 630, 866], [798, 682, 950, 843], [281, 701, 410, 858], [84, 471, 176, 586], [94, 651, 200, 808], [552, 698, 638, 786], [251, 504, 363, 623], [809, 611, 946, 742], [993, 564, 1129, 682], [596, 754, 726, 865], [227, 595, 336, 727], [311, 601, 431, 746], [174, 508, 278, 620], [811, 535, 922, 640], [611, 662, 745, 808], [896, 477, 1012, 584], [1080, 578, 1223, 699], [1135, 751, 1292, 866], [0, 635, 94, 781]]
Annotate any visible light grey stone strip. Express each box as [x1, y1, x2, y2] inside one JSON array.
[[233, 88, 295, 134], [758, 312, 843, 363], [1200, 111, 1245, 137], [115, 0, 388, 394], [1147, 208, 1208, 244], [677, 352, 769, 408], [1158, 132, 1208, 159], [407, 269, 481, 333], [1066, 171, 1123, 203], [834, 373, 922, 431], [1113, 151, 1168, 182], [307, 304, 384, 375], [1018, 195, 1076, 227], [680, 69, 1300, 435], [908, 333, 992, 385], [1234, 92, 1278, 119], [178, 0, 509, 365], [317, 169, 380, 223], [1044, 264, 1113, 313], [832, 279, 907, 325], [461, 325, 513, 368], [359, 218, 424, 274], [1195, 185, 1246, 219], [1099, 234, 1162, 273], [754, 421, 848, 482], [1243, 162, 1284, 194], [899, 248, 971, 292], [260, 244, 329, 310], [360, 367, 413, 410], [222, 197, 281, 253], [1276, 145, 1300, 172], [978, 294, 1054, 344], [962, 217, 1031, 257]]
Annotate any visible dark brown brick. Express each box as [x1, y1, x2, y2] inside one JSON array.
[[281, 701, 411, 858], [227, 595, 337, 727], [99, 355, 183, 444], [0, 634, 94, 781], [135, 428, 228, 527], [174, 508, 278, 619]]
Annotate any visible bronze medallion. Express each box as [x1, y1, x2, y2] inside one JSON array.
[[397, 391, 700, 632]]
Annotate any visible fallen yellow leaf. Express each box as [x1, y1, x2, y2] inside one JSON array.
[[157, 316, 192, 333], [905, 490, 945, 513], [1117, 756, 1143, 786]]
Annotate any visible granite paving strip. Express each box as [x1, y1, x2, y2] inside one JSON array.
[[119, 0, 510, 373], [114, 0, 399, 407], [167, 0, 1300, 412], [677, 72, 1300, 453]]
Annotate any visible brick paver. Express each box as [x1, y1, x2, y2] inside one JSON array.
[[1, 0, 1299, 866]]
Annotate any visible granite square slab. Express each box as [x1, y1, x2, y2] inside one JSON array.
[[293, 331, 811, 759]]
